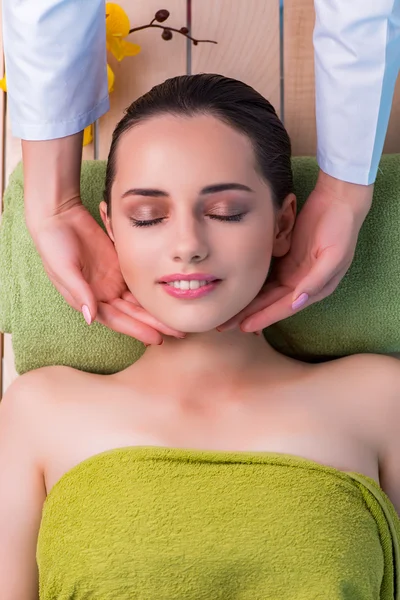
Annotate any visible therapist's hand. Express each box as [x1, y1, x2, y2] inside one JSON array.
[[22, 135, 183, 345], [218, 170, 373, 332], [27, 202, 184, 344]]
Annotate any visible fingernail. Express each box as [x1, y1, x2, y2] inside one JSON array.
[[82, 304, 92, 325], [178, 334, 187, 339], [216, 327, 222, 332], [158, 339, 164, 346], [292, 293, 309, 311], [144, 343, 150, 348], [254, 330, 262, 336]]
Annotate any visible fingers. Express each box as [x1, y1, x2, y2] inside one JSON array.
[[96, 302, 164, 345], [121, 291, 141, 306], [240, 290, 298, 332], [217, 283, 288, 332], [291, 248, 349, 303], [48, 265, 97, 324], [110, 298, 185, 338], [241, 270, 346, 332]]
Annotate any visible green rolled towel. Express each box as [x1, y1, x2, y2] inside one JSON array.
[[1, 156, 400, 375], [37, 446, 400, 599], [0, 161, 144, 375]]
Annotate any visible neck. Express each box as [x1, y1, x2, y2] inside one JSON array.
[[131, 329, 283, 399]]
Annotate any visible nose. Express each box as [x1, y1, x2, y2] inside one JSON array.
[[172, 217, 209, 264]]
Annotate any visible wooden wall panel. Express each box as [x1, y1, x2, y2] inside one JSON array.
[[383, 78, 400, 153], [191, 0, 281, 115], [5, 111, 20, 184], [283, 0, 400, 157], [283, 0, 315, 156], [98, 0, 186, 159]]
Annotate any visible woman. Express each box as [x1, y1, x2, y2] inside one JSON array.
[[0, 74, 399, 600]]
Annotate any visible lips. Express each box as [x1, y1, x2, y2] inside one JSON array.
[[161, 279, 222, 299], [157, 273, 222, 299], [158, 273, 219, 283]]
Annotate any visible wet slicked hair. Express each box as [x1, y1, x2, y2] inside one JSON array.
[[104, 73, 293, 210]]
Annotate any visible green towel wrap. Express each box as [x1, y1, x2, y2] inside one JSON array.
[[37, 446, 400, 600]]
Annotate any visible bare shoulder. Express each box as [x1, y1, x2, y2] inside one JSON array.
[[2, 364, 90, 403], [318, 352, 400, 396], [0, 365, 102, 437], [312, 352, 400, 444], [327, 352, 400, 414], [0, 367, 86, 598], [334, 354, 400, 514]]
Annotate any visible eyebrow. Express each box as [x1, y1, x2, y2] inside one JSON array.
[[121, 182, 254, 199], [201, 183, 254, 194]]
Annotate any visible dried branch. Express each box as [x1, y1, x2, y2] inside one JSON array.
[[128, 9, 217, 46]]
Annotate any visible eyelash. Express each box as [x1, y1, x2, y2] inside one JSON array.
[[130, 214, 246, 228]]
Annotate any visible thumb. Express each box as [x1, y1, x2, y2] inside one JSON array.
[[292, 249, 343, 304], [52, 264, 98, 324]]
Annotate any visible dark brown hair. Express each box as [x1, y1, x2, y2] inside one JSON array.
[[104, 74, 293, 210]]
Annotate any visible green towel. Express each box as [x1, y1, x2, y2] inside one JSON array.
[[1, 156, 400, 375], [0, 161, 144, 375], [37, 446, 400, 599]]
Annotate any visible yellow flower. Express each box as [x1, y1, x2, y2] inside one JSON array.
[[105, 3, 141, 62], [0, 73, 7, 92], [83, 124, 93, 146]]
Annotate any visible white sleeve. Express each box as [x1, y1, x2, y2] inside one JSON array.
[[313, 0, 400, 185], [2, 0, 110, 141]]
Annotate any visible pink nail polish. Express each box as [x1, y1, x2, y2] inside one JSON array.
[[82, 304, 92, 325], [292, 293, 309, 311]]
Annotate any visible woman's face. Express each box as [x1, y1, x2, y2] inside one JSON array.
[[101, 114, 295, 333]]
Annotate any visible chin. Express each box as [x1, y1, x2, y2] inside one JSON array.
[[153, 306, 243, 335], [137, 290, 261, 334], [161, 317, 223, 334]]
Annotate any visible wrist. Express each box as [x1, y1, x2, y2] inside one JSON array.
[[22, 132, 84, 226], [316, 169, 373, 217]]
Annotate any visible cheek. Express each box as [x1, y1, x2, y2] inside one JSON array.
[[111, 222, 153, 291], [232, 219, 274, 280], [214, 219, 274, 322]]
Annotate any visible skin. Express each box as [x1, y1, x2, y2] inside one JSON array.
[[22, 134, 183, 345], [0, 114, 399, 599], [102, 115, 294, 332]]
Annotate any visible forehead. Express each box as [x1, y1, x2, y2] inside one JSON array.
[[113, 113, 260, 189]]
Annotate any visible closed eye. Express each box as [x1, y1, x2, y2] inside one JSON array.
[[208, 214, 246, 222], [129, 217, 164, 228], [129, 213, 246, 228]]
